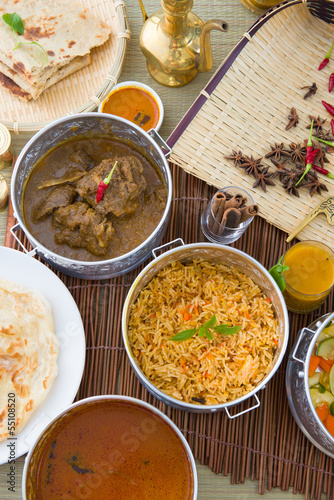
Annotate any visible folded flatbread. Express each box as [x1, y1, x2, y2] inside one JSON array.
[[0, 280, 59, 442], [0, 0, 112, 99]]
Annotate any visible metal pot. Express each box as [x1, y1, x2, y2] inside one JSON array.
[[122, 240, 289, 416], [22, 395, 198, 499], [11, 113, 172, 279], [286, 312, 334, 458]]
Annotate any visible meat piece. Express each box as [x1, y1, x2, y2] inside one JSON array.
[[52, 202, 114, 256], [76, 156, 147, 217], [69, 149, 98, 171], [33, 185, 76, 222]]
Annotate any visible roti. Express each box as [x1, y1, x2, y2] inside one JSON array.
[[0, 0, 111, 99], [0, 279, 59, 442]]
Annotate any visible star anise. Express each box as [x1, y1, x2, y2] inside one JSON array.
[[224, 150, 245, 166], [271, 158, 290, 180], [306, 115, 326, 134], [253, 166, 275, 192], [317, 128, 334, 142], [265, 142, 290, 161], [302, 171, 329, 197], [289, 142, 306, 164], [286, 107, 299, 131], [301, 83, 317, 99], [238, 155, 264, 178], [280, 168, 304, 197], [313, 141, 329, 168]]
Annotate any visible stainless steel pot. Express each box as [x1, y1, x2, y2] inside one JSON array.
[[11, 113, 172, 279], [22, 395, 198, 500], [286, 312, 334, 458], [122, 240, 289, 416]]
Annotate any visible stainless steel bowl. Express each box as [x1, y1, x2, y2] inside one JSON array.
[[286, 312, 334, 458], [122, 241, 289, 416], [11, 113, 172, 279], [22, 395, 198, 499]]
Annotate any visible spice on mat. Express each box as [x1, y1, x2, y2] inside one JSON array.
[[288, 143, 306, 164], [311, 164, 334, 180], [306, 115, 326, 135], [301, 82, 317, 99], [331, 119, 334, 137], [318, 39, 334, 70], [223, 150, 244, 166], [303, 171, 329, 197], [271, 159, 290, 180], [238, 155, 264, 178], [96, 161, 118, 203], [322, 100, 334, 117], [330, 73, 334, 93], [264, 143, 290, 161], [281, 168, 303, 197], [296, 120, 318, 186], [169, 314, 241, 342], [286, 107, 299, 131], [252, 166, 275, 192]]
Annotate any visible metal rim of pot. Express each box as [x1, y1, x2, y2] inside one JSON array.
[[122, 239, 290, 417], [21, 395, 198, 500], [10, 113, 172, 279], [286, 312, 334, 458]]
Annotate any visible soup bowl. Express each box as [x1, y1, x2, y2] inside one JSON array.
[[22, 395, 198, 499], [122, 241, 289, 416], [11, 113, 172, 279]]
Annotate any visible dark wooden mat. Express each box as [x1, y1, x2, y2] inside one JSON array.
[[5, 160, 334, 499]]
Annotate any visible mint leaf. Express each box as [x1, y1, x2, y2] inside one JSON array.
[[2, 13, 24, 34], [169, 328, 197, 342], [204, 314, 217, 329], [204, 328, 213, 340], [213, 325, 241, 336], [198, 326, 205, 338]]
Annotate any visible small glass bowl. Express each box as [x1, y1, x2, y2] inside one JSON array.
[[201, 186, 255, 245]]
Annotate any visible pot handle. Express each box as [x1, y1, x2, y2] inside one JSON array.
[[152, 238, 184, 259], [10, 223, 37, 257], [291, 311, 334, 364], [148, 129, 171, 158], [224, 393, 260, 419]]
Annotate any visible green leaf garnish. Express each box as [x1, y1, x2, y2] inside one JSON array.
[[2, 13, 24, 34], [213, 325, 241, 336], [2, 12, 48, 65], [269, 255, 289, 293], [169, 314, 241, 342]]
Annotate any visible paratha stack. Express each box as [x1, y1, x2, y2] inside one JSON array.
[[0, 279, 59, 442], [0, 0, 112, 100]]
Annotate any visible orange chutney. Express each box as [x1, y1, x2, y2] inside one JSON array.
[[26, 400, 194, 500], [282, 241, 334, 313], [101, 86, 160, 131]]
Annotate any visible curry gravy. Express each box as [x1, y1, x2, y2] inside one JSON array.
[[26, 400, 194, 499], [22, 136, 167, 261]]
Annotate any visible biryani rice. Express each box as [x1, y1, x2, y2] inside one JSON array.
[[128, 259, 279, 405]]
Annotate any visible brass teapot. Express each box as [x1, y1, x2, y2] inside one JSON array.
[[138, 0, 229, 87]]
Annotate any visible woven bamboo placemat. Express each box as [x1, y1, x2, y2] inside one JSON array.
[[4, 159, 334, 499], [0, 0, 130, 133], [168, 1, 334, 247]]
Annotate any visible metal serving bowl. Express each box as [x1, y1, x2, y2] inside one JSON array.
[[11, 113, 172, 279], [286, 312, 334, 458], [122, 241, 289, 416], [22, 395, 198, 500]]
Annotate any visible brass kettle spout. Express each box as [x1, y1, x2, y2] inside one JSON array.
[[198, 20, 229, 73], [137, 0, 229, 87]]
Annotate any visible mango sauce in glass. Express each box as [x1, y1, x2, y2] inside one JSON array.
[[282, 241, 334, 313]]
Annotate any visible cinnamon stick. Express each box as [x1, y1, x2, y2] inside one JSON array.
[[210, 192, 226, 232], [224, 193, 244, 210], [239, 204, 259, 223], [219, 207, 241, 235]]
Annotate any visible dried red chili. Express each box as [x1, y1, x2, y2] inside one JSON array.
[[322, 100, 334, 117], [319, 39, 334, 70], [330, 73, 334, 93], [331, 119, 334, 136], [96, 160, 118, 203]]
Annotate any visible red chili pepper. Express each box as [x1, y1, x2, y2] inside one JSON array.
[[296, 119, 314, 186], [329, 73, 334, 93], [96, 161, 118, 203], [319, 39, 334, 70], [322, 100, 334, 117], [312, 164, 334, 179], [331, 119, 334, 137]]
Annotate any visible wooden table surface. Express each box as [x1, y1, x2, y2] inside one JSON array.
[[0, 0, 311, 498]]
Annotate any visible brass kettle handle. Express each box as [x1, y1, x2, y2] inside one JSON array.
[[138, 0, 148, 22]]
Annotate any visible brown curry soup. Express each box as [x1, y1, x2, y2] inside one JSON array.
[[22, 135, 167, 262], [25, 399, 194, 500]]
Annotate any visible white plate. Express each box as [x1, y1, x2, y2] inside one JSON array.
[[0, 247, 85, 464]]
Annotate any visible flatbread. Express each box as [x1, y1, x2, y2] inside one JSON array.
[[0, 0, 111, 97], [0, 279, 59, 442], [0, 54, 91, 100]]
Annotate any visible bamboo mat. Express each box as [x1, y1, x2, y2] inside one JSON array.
[[4, 160, 334, 499], [169, 2, 334, 247]]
